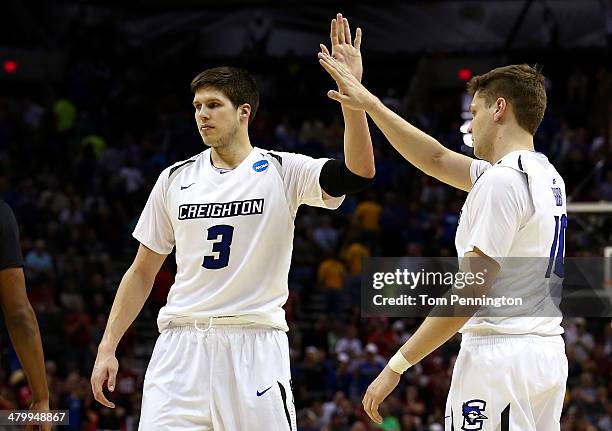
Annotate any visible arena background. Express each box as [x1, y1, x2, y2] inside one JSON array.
[[0, 0, 610, 429]]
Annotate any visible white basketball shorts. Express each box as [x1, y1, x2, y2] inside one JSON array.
[[445, 334, 567, 431], [139, 324, 297, 430]]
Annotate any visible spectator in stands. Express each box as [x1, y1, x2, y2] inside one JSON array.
[[313, 215, 341, 252], [353, 191, 382, 233], [24, 239, 54, 278], [341, 236, 371, 276], [335, 325, 363, 358], [355, 343, 385, 394]]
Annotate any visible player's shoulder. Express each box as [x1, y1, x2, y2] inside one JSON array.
[[166, 152, 205, 176], [255, 148, 323, 176], [482, 151, 534, 182], [255, 148, 286, 168], [160, 151, 207, 187], [475, 162, 528, 194], [257, 149, 308, 164]]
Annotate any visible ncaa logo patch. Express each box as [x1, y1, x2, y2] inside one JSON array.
[[461, 399, 488, 431], [253, 160, 269, 172]]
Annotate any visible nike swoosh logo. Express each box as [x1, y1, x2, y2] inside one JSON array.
[[180, 183, 195, 190], [256, 386, 272, 397]]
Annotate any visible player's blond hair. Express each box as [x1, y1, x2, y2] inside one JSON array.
[[467, 64, 546, 135]]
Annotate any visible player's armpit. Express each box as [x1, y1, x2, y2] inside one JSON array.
[[432, 149, 474, 192]]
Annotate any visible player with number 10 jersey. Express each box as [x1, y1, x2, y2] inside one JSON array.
[[318, 45, 568, 429]]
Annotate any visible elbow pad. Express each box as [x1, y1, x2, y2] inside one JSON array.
[[319, 159, 374, 197]]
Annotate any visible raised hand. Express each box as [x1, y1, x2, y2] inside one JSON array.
[[318, 52, 378, 111], [320, 13, 363, 81]]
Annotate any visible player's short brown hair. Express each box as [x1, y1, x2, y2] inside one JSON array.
[[191, 66, 259, 124], [467, 64, 546, 135]]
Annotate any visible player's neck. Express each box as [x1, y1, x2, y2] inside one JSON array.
[[210, 139, 253, 169], [489, 126, 535, 164]]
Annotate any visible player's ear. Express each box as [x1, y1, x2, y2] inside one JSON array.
[[493, 98, 506, 122], [239, 104, 251, 123]]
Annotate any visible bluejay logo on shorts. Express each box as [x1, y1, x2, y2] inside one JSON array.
[[253, 160, 269, 172], [461, 399, 488, 431]]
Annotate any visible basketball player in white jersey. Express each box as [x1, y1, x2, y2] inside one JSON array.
[[318, 54, 568, 429], [90, 14, 373, 430]]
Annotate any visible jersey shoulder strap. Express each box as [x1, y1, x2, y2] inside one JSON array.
[[263, 151, 283, 176], [167, 153, 203, 186], [168, 159, 196, 184]]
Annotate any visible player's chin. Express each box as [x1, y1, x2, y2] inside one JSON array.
[[200, 133, 217, 146], [201, 137, 225, 148]]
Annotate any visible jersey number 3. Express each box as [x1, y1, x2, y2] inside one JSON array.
[[545, 214, 567, 278], [202, 225, 234, 269]]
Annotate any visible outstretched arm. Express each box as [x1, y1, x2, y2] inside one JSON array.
[[327, 14, 374, 179], [320, 14, 374, 200], [318, 53, 474, 192]]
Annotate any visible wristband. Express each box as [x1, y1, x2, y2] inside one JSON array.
[[388, 350, 412, 374]]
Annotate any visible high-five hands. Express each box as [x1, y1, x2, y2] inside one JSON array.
[[320, 13, 363, 81], [318, 50, 378, 112]]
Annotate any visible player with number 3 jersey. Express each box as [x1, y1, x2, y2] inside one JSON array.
[[91, 14, 374, 430]]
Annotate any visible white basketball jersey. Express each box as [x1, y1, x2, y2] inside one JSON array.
[[133, 147, 343, 332], [455, 150, 567, 336]]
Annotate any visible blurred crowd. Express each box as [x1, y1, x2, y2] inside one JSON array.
[[1, 11, 611, 431]]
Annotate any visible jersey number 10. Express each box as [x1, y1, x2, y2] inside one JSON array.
[[202, 224, 234, 269], [545, 214, 567, 278]]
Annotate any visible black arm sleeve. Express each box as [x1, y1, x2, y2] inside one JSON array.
[[0, 201, 24, 270], [319, 159, 374, 198]]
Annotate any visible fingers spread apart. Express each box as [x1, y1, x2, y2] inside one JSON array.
[[331, 13, 360, 48]]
